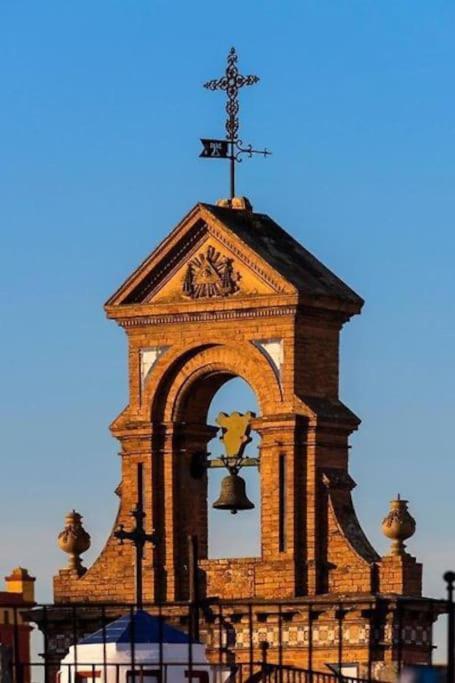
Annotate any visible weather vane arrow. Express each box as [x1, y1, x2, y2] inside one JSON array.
[[200, 47, 271, 200]]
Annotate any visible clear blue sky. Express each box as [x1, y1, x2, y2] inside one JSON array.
[[1, 0, 454, 656]]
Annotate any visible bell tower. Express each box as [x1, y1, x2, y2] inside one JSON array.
[[53, 197, 437, 678], [64, 196, 367, 601]]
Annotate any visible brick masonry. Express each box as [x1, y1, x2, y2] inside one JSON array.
[[52, 201, 438, 677]]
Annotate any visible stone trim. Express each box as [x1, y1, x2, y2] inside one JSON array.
[[118, 306, 297, 327]]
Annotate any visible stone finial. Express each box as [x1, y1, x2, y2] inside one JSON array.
[[58, 510, 91, 576], [216, 196, 253, 211], [381, 494, 416, 556]]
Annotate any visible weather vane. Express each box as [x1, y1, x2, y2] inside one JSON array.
[[200, 48, 271, 201]]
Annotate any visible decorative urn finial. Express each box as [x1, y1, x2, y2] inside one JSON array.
[[381, 494, 416, 556], [58, 510, 91, 575]]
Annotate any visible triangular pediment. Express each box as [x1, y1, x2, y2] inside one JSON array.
[[106, 204, 295, 308], [147, 236, 287, 304], [105, 202, 363, 315]]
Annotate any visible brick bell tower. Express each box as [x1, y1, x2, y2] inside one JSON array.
[[54, 197, 437, 678]]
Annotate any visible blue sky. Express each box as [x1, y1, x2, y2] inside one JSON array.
[[1, 0, 454, 658]]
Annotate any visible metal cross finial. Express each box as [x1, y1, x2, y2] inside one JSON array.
[[204, 47, 259, 142], [114, 463, 157, 610], [201, 48, 271, 200]]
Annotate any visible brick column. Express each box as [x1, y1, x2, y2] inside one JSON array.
[[119, 431, 155, 604], [253, 415, 306, 598], [157, 422, 216, 601], [379, 555, 422, 597]]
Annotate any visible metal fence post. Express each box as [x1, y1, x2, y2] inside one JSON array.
[[444, 571, 455, 683], [0, 645, 12, 683], [260, 641, 269, 683]]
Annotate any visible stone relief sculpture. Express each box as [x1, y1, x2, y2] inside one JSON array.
[[183, 246, 240, 299]]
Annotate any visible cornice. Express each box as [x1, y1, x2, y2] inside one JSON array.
[[117, 305, 297, 328]]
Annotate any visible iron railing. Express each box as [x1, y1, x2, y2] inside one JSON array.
[[0, 579, 453, 683], [6, 662, 376, 683]]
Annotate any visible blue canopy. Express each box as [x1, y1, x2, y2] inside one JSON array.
[[80, 610, 196, 645]]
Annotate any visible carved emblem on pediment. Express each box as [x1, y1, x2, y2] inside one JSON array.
[[183, 246, 240, 299]]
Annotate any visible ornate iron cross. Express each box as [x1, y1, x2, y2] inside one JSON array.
[[204, 47, 259, 143], [114, 463, 157, 610], [201, 48, 270, 200]]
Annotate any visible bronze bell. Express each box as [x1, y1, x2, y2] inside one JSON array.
[[213, 473, 255, 515]]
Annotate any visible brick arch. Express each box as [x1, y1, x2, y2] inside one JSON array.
[[146, 342, 283, 423]]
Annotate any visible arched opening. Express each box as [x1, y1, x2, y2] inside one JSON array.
[[147, 344, 280, 598], [206, 377, 261, 559]]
